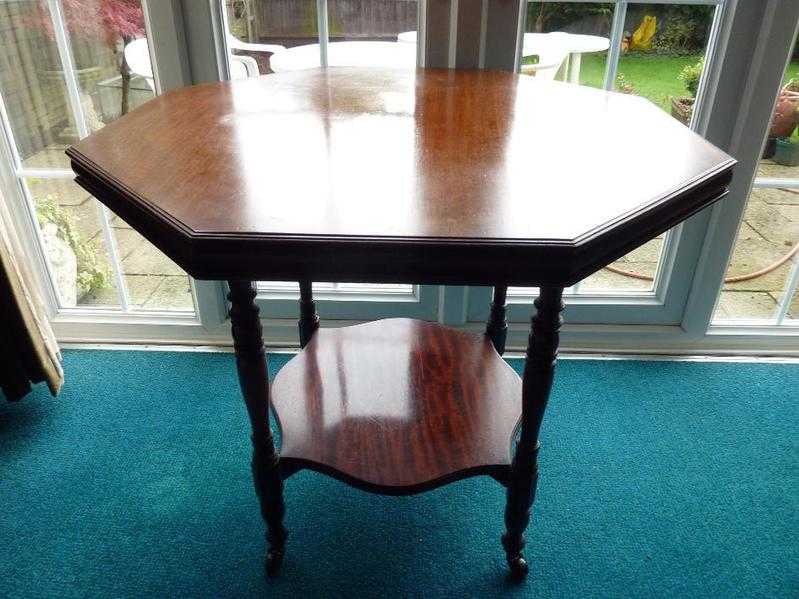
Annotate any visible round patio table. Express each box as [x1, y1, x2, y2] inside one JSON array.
[[270, 41, 416, 72], [398, 31, 609, 82]]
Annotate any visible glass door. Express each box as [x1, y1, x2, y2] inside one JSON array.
[[467, 0, 729, 327], [219, 0, 439, 322], [711, 31, 799, 327], [2, 0, 795, 348], [0, 0, 197, 319]]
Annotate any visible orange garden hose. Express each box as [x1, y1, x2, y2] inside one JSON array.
[[606, 187, 799, 283], [605, 241, 799, 283]]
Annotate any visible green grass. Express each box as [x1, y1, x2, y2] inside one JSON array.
[[578, 52, 700, 111], [784, 59, 799, 84], [573, 53, 799, 113]]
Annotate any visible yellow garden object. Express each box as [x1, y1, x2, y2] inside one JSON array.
[[631, 16, 657, 50]]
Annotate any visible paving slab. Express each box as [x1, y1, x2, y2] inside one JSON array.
[[76, 282, 121, 308], [120, 234, 184, 276], [715, 290, 778, 320], [581, 267, 655, 291], [616, 236, 664, 263], [743, 194, 799, 247], [723, 237, 796, 292], [124, 274, 163, 308], [22, 146, 71, 170], [113, 227, 149, 262], [757, 159, 799, 181], [140, 275, 194, 311]]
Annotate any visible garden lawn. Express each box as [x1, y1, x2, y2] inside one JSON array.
[[576, 53, 799, 113], [578, 52, 700, 112]]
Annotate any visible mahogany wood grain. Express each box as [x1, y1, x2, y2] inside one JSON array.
[[227, 281, 287, 575], [503, 286, 564, 578], [271, 318, 522, 495], [67, 68, 734, 287]]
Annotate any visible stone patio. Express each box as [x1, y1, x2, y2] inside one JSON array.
[[24, 148, 799, 320], [27, 169, 193, 312], [715, 160, 799, 321]]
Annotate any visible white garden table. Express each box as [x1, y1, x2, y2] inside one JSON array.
[[398, 30, 609, 83], [270, 41, 416, 72]]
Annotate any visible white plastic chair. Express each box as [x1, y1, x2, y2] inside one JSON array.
[[124, 36, 286, 90], [519, 40, 569, 81]]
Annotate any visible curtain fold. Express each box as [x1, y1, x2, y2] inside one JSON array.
[[0, 189, 63, 402]]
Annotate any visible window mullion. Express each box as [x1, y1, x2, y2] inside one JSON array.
[[603, 0, 627, 90], [46, 0, 89, 139], [775, 259, 799, 325], [47, 0, 132, 312], [317, 0, 329, 67]]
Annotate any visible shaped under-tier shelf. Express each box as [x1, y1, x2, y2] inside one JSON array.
[[271, 318, 522, 495]]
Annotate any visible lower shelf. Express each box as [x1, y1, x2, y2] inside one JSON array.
[[271, 318, 522, 495]]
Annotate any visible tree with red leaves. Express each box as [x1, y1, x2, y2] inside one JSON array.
[[33, 0, 145, 115]]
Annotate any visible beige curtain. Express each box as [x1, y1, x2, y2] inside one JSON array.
[[0, 188, 63, 401]]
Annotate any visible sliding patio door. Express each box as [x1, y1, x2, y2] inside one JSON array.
[[1, 0, 796, 350], [215, 0, 441, 324], [0, 0, 231, 345], [459, 0, 732, 329], [450, 0, 799, 351]]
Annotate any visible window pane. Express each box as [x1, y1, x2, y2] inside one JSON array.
[[328, 0, 417, 42], [228, 0, 321, 74], [25, 178, 121, 308], [786, 287, 799, 320], [579, 3, 716, 293], [110, 220, 194, 312], [0, 1, 81, 170], [714, 33, 799, 323], [580, 236, 664, 292], [615, 4, 715, 114], [238, 0, 319, 48], [61, 0, 155, 127], [325, 0, 417, 68], [714, 187, 798, 321], [523, 2, 612, 87]]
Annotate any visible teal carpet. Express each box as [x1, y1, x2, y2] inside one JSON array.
[[1, 350, 797, 598]]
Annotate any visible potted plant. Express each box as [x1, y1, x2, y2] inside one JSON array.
[[671, 57, 703, 125], [763, 80, 799, 159], [773, 124, 799, 166]]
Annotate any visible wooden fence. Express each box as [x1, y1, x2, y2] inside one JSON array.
[[252, 0, 418, 43]]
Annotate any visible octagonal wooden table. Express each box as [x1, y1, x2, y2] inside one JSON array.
[[67, 68, 734, 580]]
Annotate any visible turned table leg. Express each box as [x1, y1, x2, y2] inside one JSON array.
[[502, 286, 564, 579], [486, 285, 508, 355], [298, 279, 320, 348], [228, 280, 288, 576]]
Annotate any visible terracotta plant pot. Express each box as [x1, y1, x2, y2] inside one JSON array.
[[773, 137, 799, 166], [670, 96, 694, 126]]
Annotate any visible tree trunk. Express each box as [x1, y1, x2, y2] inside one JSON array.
[[120, 38, 132, 116], [536, 3, 547, 33]]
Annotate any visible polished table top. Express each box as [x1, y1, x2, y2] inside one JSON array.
[[67, 68, 734, 286]]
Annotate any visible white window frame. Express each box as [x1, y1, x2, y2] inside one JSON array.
[[1, 0, 797, 355], [465, 0, 728, 328]]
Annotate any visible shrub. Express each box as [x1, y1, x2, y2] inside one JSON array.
[[35, 196, 113, 298], [678, 57, 704, 97]]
